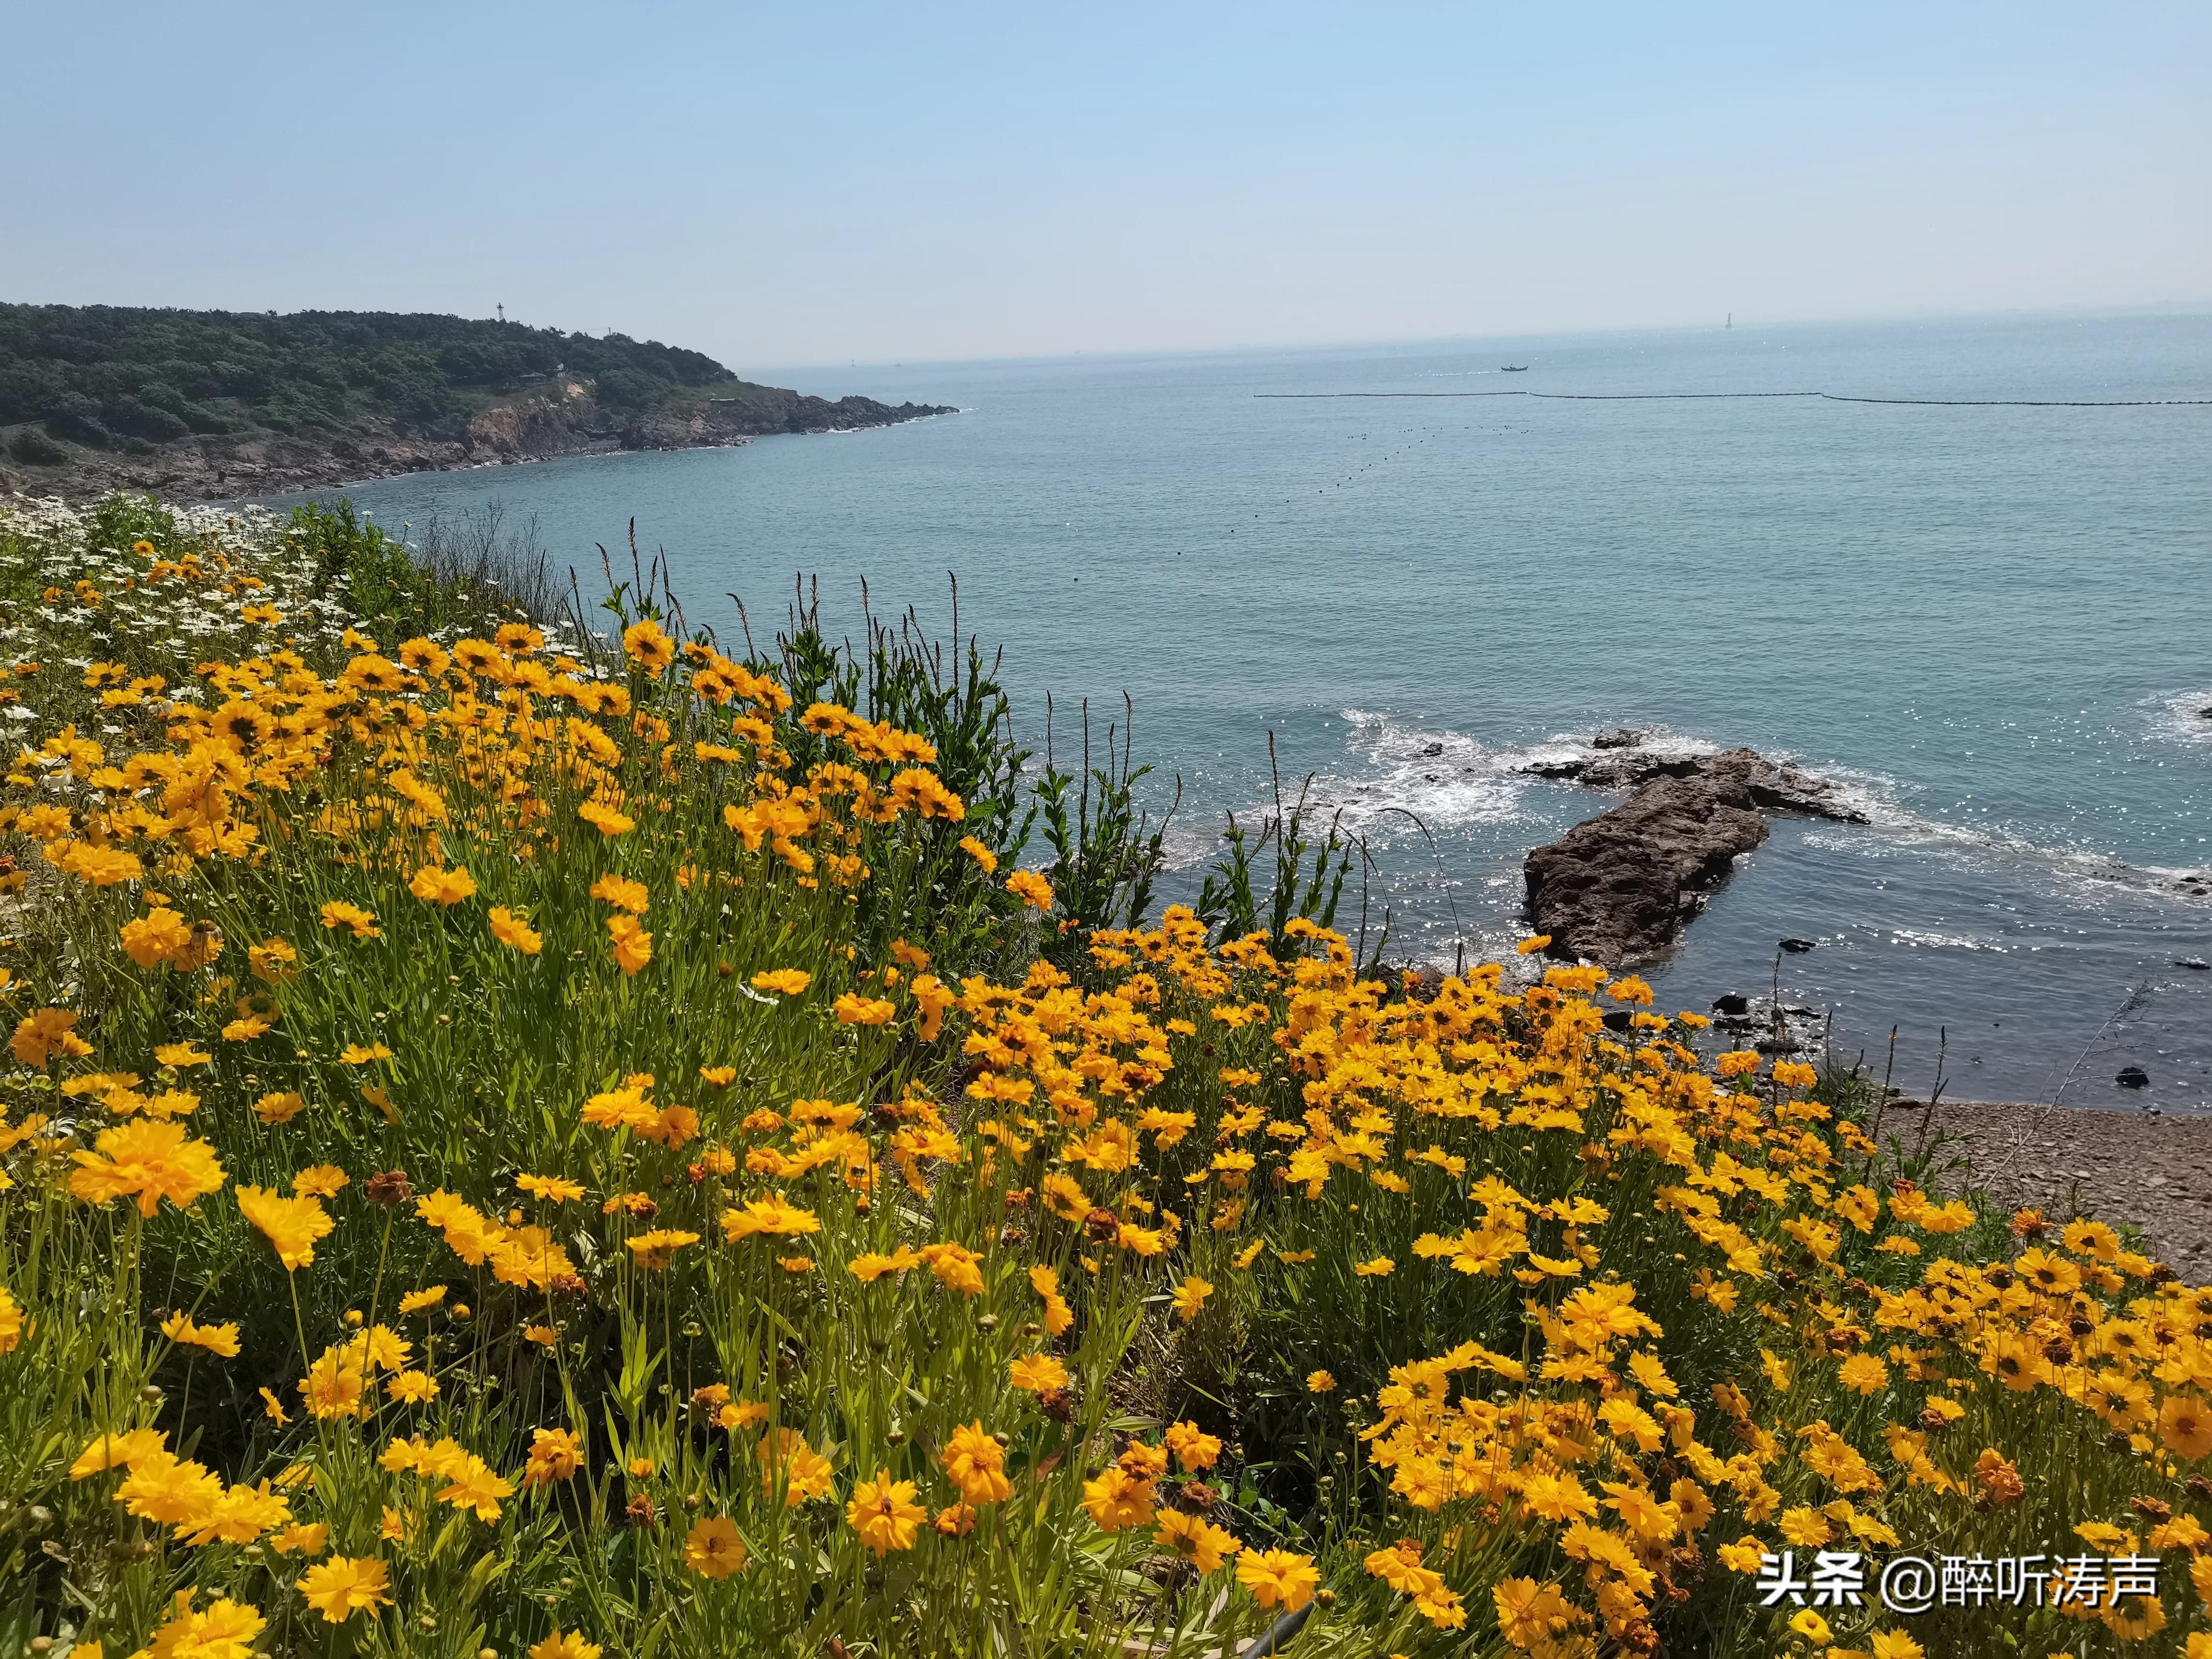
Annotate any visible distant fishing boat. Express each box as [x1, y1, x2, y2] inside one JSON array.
[[1500, 365, 1527, 373]]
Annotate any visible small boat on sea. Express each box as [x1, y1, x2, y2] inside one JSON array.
[[1500, 365, 1527, 372]]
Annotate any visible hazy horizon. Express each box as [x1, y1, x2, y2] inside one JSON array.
[[7, 4, 2207, 372], [735, 301, 2212, 383]]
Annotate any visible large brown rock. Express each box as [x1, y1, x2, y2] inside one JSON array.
[[1521, 747, 1865, 967]]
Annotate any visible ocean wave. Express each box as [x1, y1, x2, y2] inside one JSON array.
[[1803, 797, 2211, 903], [1156, 710, 1540, 871], [1161, 713, 2211, 922]]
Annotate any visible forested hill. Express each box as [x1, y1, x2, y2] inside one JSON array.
[[0, 303, 951, 498]]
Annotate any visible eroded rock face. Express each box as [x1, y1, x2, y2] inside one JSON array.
[[2, 383, 955, 504], [1521, 748, 1866, 967]]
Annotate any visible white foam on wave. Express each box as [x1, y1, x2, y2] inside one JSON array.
[[1162, 713, 2211, 920], [1803, 788, 2211, 903], [1319, 709, 1529, 836], [2151, 688, 2212, 746], [1157, 710, 1541, 872]]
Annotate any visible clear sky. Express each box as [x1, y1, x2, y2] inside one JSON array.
[[6, 2, 2208, 373]]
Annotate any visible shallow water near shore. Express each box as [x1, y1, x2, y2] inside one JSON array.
[[285, 312, 2212, 1106]]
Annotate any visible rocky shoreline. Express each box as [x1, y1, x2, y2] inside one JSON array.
[[1519, 734, 1866, 966], [1902, 1099, 2212, 1281], [0, 380, 955, 504]]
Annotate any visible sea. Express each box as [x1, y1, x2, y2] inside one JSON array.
[[283, 312, 2212, 1108]]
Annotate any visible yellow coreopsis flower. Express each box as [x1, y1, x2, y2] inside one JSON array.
[[846, 1469, 928, 1554], [160, 1311, 241, 1357], [685, 1514, 748, 1578], [136, 1592, 266, 1659], [1009, 1353, 1069, 1394], [524, 1427, 584, 1489], [488, 906, 543, 954], [319, 902, 380, 940], [1157, 1508, 1241, 1574], [408, 864, 477, 905], [1236, 1548, 1319, 1612], [1005, 869, 1053, 910], [721, 1196, 821, 1239], [623, 618, 676, 673], [297, 1555, 393, 1623], [236, 1185, 335, 1271], [606, 913, 653, 974], [1081, 1466, 1155, 1533], [69, 1120, 226, 1216], [590, 873, 649, 913], [940, 1421, 1012, 1505]]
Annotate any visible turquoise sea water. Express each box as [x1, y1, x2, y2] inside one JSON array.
[[293, 313, 2212, 1106]]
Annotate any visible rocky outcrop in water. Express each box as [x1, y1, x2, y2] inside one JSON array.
[[1521, 746, 1867, 967], [1519, 741, 1867, 818]]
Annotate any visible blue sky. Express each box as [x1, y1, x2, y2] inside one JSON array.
[[6, 3, 2207, 372]]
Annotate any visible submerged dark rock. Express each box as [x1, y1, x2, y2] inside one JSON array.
[[1712, 993, 1752, 1016], [1522, 748, 1866, 968], [2118, 1066, 2151, 1090], [1779, 937, 1818, 954]]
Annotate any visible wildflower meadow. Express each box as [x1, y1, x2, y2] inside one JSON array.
[[3, 493, 2210, 1659]]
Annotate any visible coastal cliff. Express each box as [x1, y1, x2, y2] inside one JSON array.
[[0, 302, 951, 501]]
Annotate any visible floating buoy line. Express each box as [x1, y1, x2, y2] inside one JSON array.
[[1254, 389, 2212, 407]]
